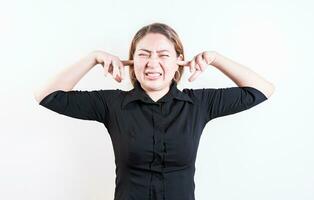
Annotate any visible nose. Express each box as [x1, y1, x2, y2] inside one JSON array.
[[147, 54, 161, 68]]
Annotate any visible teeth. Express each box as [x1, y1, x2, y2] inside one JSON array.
[[145, 72, 162, 76]]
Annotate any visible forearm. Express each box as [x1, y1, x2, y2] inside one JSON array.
[[34, 52, 97, 103], [211, 52, 275, 98]]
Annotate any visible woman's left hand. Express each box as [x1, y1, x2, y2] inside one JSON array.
[[177, 51, 217, 82]]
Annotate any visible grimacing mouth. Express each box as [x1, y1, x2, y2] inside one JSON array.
[[145, 72, 162, 76]]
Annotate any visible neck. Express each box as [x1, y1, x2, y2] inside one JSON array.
[[145, 86, 170, 102]]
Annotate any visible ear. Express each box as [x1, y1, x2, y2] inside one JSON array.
[[177, 54, 183, 60]]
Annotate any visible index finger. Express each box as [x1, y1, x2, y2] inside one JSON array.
[[177, 60, 191, 66], [121, 60, 134, 66]]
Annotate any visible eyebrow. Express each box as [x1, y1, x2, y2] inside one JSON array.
[[137, 49, 170, 53]]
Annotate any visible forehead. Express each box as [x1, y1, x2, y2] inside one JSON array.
[[135, 33, 175, 52]]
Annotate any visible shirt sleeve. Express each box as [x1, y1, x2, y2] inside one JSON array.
[[193, 86, 268, 122], [39, 89, 113, 123]]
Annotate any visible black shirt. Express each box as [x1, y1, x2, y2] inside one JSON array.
[[39, 80, 268, 200]]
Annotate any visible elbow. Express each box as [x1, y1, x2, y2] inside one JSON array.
[[33, 90, 40, 104], [33, 89, 43, 104], [265, 83, 275, 99]]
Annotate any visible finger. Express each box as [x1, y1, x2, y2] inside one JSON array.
[[203, 52, 212, 65], [176, 60, 190, 66], [190, 59, 196, 73], [122, 60, 134, 66], [112, 60, 118, 80], [117, 65, 122, 81], [194, 63, 201, 71], [188, 70, 202, 82], [103, 60, 110, 77], [116, 64, 123, 82], [196, 54, 207, 72], [123, 65, 127, 81], [113, 62, 122, 82], [118, 61, 125, 80]]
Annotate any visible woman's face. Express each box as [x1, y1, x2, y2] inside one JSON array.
[[133, 33, 183, 92]]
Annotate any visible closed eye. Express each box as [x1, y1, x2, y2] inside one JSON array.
[[138, 54, 169, 57]]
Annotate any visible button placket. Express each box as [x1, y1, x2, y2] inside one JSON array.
[[159, 103, 166, 200], [149, 103, 167, 200]]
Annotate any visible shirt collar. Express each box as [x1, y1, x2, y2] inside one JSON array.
[[121, 80, 194, 109]]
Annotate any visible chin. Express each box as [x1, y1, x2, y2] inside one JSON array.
[[143, 82, 162, 90], [142, 80, 168, 91]]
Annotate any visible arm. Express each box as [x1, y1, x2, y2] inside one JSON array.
[[211, 52, 275, 98], [33, 50, 128, 103], [33, 52, 97, 103]]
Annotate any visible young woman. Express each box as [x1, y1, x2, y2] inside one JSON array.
[[34, 22, 275, 200]]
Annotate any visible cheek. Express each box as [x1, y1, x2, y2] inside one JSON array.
[[163, 67, 177, 78], [134, 58, 146, 68], [133, 66, 145, 77], [164, 60, 178, 73]]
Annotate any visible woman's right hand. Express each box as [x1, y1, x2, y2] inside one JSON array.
[[90, 50, 133, 83]]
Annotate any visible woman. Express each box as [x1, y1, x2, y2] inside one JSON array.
[[34, 22, 275, 200]]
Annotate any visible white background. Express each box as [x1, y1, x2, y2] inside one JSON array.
[[1, 0, 313, 200]]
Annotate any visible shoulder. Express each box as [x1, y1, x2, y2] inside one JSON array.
[[97, 88, 135, 109], [181, 87, 217, 102], [96, 88, 131, 102], [97, 88, 127, 97]]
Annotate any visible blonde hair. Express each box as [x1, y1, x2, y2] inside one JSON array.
[[128, 22, 185, 87]]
